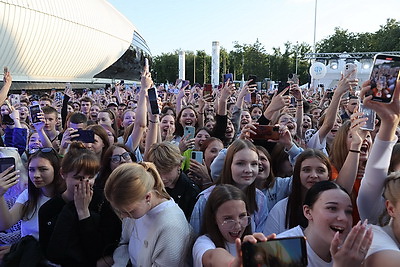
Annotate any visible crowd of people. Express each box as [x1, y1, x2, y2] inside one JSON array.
[[0, 62, 399, 267]]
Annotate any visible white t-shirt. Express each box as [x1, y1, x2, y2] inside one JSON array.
[[306, 129, 328, 156], [264, 197, 288, 235], [192, 235, 236, 267], [15, 189, 50, 240], [366, 222, 400, 258], [278, 226, 332, 267]]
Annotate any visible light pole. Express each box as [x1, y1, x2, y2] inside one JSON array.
[[313, 0, 318, 53]]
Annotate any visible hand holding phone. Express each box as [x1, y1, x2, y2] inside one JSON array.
[[343, 63, 357, 80], [223, 73, 233, 83], [29, 105, 42, 124], [71, 129, 95, 143], [249, 125, 280, 141]]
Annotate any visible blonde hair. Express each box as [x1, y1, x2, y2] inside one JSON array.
[[104, 162, 170, 208], [380, 172, 400, 226], [146, 142, 184, 173]]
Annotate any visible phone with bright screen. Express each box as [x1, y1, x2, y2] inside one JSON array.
[[368, 54, 400, 103], [242, 236, 307, 267]]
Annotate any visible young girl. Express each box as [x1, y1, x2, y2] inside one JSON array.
[[0, 149, 65, 259], [277, 180, 373, 267], [265, 149, 331, 235], [255, 146, 292, 211], [190, 139, 268, 236], [104, 162, 194, 266], [192, 184, 253, 267], [39, 143, 121, 266]]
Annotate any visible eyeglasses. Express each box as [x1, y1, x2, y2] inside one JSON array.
[[279, 117, 296, 123], [29, 147, 58, 156], [111, 152, 131, 163], [220, 216, 251, 230]]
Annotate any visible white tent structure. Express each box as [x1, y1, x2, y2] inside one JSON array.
[[0, 0, 150, 87]]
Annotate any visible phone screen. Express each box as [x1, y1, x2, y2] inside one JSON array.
[[224, 73, 233, 83], [242, 237, 307, 267], [249, 125, 280, 141], [29, 105, 41, 124], [369, 54, 400, 102], [148, 88, 160, 115], [0, 157, 15, 173], [72, 129, 95, 143]]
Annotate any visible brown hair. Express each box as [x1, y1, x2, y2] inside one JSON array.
[[286, 149, 332, 229], [330, 120, 351, 171], [200, 184, 252, 248], [218, 139, 259, 214], [86, 124, 110, 161], [61, 142, 100, 177]]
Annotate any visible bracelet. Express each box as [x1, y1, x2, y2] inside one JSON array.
[[349, 149, 360, 153], [149, 120, 159, 124], [199, 112, 204, 115], [296, 99, 303, 102]]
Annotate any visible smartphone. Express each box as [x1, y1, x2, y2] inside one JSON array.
[[55, 92, 63, 102], [326, 90, 334, 99], [223, 73, 233, 83], [3, 66, 8, 74], [242, 236, 308, 267], [343, 63, 357, 80], [0, 157, 15, 173], [249, 75, 257, 86], [251, 92, 257, 104], [144, 58, 149, 71], [368, 54, 400, 103], [288, 73, 299, 84], [10, 94, 20, 106], [29, 105, 41, 124], [359, 103, 376, 131], [191, 151, 203, 164], [184, 126, 195, 139], [277, 82, 290, 96], [249, 125, 280, 141], [72, 129, 95, 143], [2, 114, 14, 125], [148, 88, 160, 115], [181, 80, 190, 89], [203, 84, 213, 99]]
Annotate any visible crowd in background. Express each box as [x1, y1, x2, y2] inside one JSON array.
[[0, 63, 399, 267]]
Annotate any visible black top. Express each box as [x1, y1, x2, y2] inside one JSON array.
[[166, 172, 201, 221], [39, 190, 121, 267]]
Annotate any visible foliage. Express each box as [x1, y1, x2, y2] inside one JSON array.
[[152, 18, 399, 85]]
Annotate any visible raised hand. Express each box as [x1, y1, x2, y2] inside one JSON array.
[[331, 220, 373, 267], [74, 178, 93, 220]]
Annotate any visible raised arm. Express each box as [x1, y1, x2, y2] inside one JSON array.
[[357, 80, 400, 223], [0, 167, 23, 231], [263, 88, 290, 122], [319, 72, 358, 139], [0, 70, 12, 106], [127, 66, 151, 152], [335, 111, 368, 193]]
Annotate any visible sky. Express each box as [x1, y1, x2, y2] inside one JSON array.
[[108, 0, 400, 57]]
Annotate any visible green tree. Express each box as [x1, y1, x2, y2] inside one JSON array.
[[316, 27, 357, 53], [152, 52, 179, 83]]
